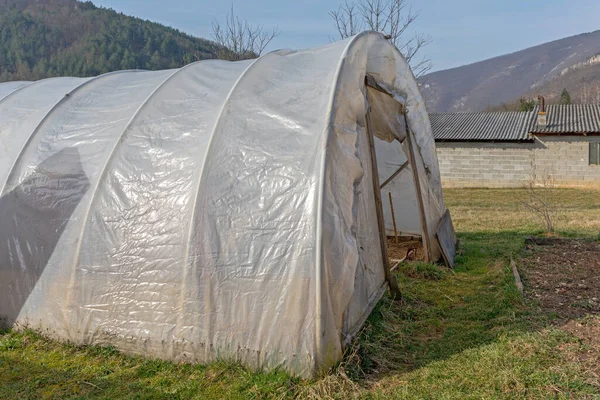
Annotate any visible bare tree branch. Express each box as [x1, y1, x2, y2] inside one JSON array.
[[521, 165, 557, 233], [211, 5, 280, 61], [330, 0, 432, 77], [329, 1, 361, 39]]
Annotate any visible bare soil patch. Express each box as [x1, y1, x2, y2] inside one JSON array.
[[521, 239, 600, 319]]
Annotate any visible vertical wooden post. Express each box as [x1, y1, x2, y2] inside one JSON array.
[[388, 192, 398, 243], [364, 86, 401, 299], [402, 109, 432, 262]]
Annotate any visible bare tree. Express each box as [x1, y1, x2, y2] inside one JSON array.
[[330, 0, 432, 77], [211, 5, 280, 61], [521, 166, 557, 233], [581, 81, 600, 104], [330, 1, 361, 39]]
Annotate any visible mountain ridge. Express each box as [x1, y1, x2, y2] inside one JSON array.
[[421, 30, 600, 112], [526, 53, 600, 105]]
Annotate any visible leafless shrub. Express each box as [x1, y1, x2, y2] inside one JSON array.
[[181, 49, 204, 64], [330, 0, 432, 77], [522, 166, 557, 233], [211, 5, 280, 61]]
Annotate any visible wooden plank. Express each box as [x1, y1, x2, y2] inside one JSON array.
[[388, 192, 398, 243], [511, 258, 524, 294], [364, 87, 401, 300], [435, 209, 457, 268], [380, 160, 409, 189], [402, 110, 432, 262]]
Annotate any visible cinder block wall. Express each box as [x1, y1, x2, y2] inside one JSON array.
[[534, 136, 600, 187], [436, 137, 600, 188], [436, 142, 535, 188]]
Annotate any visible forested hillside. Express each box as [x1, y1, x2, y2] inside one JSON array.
[[0, 0, 217, 82]]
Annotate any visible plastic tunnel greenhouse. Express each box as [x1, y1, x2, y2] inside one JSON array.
[[0, 32, 454, 378]]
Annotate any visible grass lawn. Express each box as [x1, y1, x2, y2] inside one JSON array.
[[2, 188, 600, 399]]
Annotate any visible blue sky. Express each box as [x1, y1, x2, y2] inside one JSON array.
[[93, 0, 600, 72]]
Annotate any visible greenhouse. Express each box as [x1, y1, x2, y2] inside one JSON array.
[[0, 32, 452, 378]]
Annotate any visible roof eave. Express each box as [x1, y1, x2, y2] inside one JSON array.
[[434, 138, 534, 143], [530, 131, 600, 136]]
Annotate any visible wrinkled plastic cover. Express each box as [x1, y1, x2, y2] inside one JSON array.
[[0, 32, 444, 378], [375, 137, 422, 236]]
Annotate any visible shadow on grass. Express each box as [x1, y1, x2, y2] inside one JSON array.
[[350, 229, 564, 381]]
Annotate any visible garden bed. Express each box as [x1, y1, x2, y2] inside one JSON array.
[[521, 238, 600, 319]]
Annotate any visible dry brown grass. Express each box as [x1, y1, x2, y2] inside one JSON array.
[[444, 188, 600, 235]]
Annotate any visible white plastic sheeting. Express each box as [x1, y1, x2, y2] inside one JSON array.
[[0, 32, 445, 378], [0, 80, 30, 101]]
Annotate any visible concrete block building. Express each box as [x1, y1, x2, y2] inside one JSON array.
[[430, 103, 600, 188]]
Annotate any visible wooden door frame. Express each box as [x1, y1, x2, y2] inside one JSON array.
[[364, 79, 401, 299], [364, 76, 432, 275]]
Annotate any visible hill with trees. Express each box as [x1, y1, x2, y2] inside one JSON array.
[[0, 0, 218, 82]]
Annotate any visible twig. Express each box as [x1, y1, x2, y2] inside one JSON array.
[[390, 259, 404, 272], [390, 249, 414, 271], [436, 285, 455, 302], [81, 381, 102, 391]]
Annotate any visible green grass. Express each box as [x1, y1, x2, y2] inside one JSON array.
[[2, 188, 600, 399]]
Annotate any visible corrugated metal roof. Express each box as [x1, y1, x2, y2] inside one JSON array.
[[430, 104, 600, 141], [430, 111, 534, 141], [529, 105, 600, 134]]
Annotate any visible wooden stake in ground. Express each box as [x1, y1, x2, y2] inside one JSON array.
[[388, 192, 398, 243], [403, 109, 431, 262], [511, 257, 524, 294]]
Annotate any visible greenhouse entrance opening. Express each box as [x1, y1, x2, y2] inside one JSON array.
[[364, 76, 430, 291]]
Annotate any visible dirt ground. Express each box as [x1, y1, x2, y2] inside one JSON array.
[[521, 238, 600, 377], [521, 238, 600, 319], [387, 236, 425, 262], [562, 318, 600, 377]]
